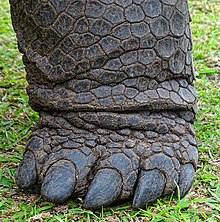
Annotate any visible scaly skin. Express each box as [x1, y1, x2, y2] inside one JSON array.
[[10, 0, 198, 209]]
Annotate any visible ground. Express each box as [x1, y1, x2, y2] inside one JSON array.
[[0, 0, 219, 221]]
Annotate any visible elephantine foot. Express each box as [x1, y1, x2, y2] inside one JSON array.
[[16, 111, 197, 209]]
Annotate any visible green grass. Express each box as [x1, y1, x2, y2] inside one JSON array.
[[0, 0, 220, 221]]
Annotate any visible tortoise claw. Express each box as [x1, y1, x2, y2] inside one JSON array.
[[176, 163, 195, 198], [41, 160, 76, 203], [16, 151, 37, 190], [84, 169, 122, 209], [133, 169, 165, 208]]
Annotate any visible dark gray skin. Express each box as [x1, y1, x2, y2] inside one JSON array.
[[10, 0, 198, 209]]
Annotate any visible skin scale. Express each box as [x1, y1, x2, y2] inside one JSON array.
[[10, 0, 198, 209]]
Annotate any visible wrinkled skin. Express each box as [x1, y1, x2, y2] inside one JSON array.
[[10, 0, 198, 209]]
